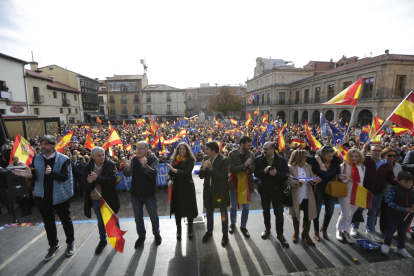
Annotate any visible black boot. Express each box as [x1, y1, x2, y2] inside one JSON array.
[[188, 218, 194, 239], [177, 225, 182, 240]]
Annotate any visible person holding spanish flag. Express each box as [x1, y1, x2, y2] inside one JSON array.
[[166, 142, 198, 240]]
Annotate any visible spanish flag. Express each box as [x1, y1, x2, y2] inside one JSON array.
[[122, 118, 126, 129], [96, 116, 102, 124], [304, 120, 321, 150], [281, 122, 287, 135], [217, 142, 223, 153], [229, 168, 252, 207], [136, 118, 146, 126], [55, 131, 74, 153], [322, 77, 363, 106], [246, 111, 253, 128], [208, 137, 213, 142], [9, 134, 34, 166], [85, 130, 95, 151], [214, 117, 224, 127], [230, 118, 238, 125], [96, 190, 126, 252], [277, 129, 286, 151], [369, 113, 383, 143], [125, 144, 132, 152], [388, 92, 414, 135], [261, 113, 269, 124], [141, 130, 150, 136], [164, 137, 177, 145], [108, 147, 114, 157], [289, 139, 305, 148], [148, 112, 159, 135], [252, 108, 259, 116], [392, 126, 409, 136], [176, 128, 187, 138], [350, 183, 372, 210], [102, 130, 122, 150], [108, 122, 112, 131], [336, 143, 351, 163]]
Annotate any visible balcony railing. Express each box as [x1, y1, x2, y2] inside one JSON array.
[[33, 95, 45, 103], [122, 110, 128, 114], [110, 99, 115, 104], [146, 98, 151, 102], [146, 110, 152, 113], [62, 99, 70, 106], [166, 98, 172, 102], [134, 109, 140, 114], [166, 111, 173, 115], [0, 91, 13, 101], [121, 99, 127, 104], [134, 99, 140, 103]]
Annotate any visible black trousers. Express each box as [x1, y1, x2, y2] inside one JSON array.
[[299, 199, 310, 222], [175, 216, 194, 231], [379, 197, 389, 234], [35, 196, 75, 247], [261, 188, 284, 235]]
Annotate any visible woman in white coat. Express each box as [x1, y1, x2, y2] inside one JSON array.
[[336, 148, 365, 243]]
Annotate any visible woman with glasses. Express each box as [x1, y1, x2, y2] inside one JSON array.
[[336, 148, 365, 243], [379, 147, 402, 235], [313, 145, 342, 241]]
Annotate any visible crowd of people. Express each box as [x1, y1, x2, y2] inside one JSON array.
[[1, 117, 414, 261]]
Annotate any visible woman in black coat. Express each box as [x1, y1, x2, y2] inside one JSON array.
[[167, 142, 198, 240]]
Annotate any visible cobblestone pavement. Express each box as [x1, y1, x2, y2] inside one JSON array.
[[0, 186, 263, 225]]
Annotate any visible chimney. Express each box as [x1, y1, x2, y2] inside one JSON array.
[[29, 62, 42, 73]]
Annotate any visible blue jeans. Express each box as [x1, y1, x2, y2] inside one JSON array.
[[91, 199, 120, 241], [384, 215, 413, 249], [351, 193, 382, 233], [130, 194, 160, 238], [206, 193, 228, 235], [229, 190, 249, 228], [313, 188, 336, 231]]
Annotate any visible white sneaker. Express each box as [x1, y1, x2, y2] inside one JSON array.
[[343, 232, 354, 244], [350, 228, 358, 238], [365, 231, 382, 243], [336, 230, 343, 241], [396, 248, 413, 258], [381, 244, 390, 254]]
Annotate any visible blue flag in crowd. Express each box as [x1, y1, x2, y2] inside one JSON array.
[[235, 130, 241, 137], [252, 134, 258, 148], [191, 140, 202, 154], [167, 141, 179, 159], [157, 138, 163, 151], [312, 125, 317, 137], [238, 120, 241, 126], [274, 119, 280, 128], [71, 136, 79, 142], [265, 124, 275, 135], [174, 120, 187, 128], [183, 135, 190, 145], [260, 133, 266, 146], [320, 114, 332, 140], [327, 120, 344, 145], [63, 127, 67, 135], [360, 131, 369, 143]]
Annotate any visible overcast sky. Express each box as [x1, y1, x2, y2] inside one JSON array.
[[1, 0, 414, 89]]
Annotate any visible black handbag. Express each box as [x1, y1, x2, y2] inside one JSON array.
[[283, 185, 293, 207]]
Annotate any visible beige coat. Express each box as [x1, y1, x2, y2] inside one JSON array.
[[286, 164, 318, 221]]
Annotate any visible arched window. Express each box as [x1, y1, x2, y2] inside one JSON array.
[[277, 111, 285, 121], [340, 110, 351, 124], [358, 109, 373, 126], [325, 110, 334, 122], [293, 111, 298, 123], [302, 111, 308, 124], [312, 110, 320, 124]]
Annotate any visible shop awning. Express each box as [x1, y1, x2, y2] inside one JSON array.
[[84, 112, 105, 118]]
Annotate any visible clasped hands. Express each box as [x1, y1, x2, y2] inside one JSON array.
[[264, 165, 277, 176], [87, 172, 97, 183], [201, 159, 213, 170]]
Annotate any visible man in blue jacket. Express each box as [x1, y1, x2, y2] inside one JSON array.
[[13, 135, 75, 261]]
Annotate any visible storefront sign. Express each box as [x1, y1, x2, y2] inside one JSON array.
[[10, 106, 24, 113], [69, 117, 76, 120], [7, 101, 26, 106]]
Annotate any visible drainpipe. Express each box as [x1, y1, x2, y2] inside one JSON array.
[[22, 64, 30, 115]]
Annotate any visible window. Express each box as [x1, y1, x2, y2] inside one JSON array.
[[100, 106, 105, 114], [74, 95, 77, 101], [68, 108, 71, 113], [49, 67, 53, 70], [167, 93, 172, 101], [146, 93, 151, 102], [201, 104, 206, 110], [99, 96, 103, 104], [329, 65, 332, 68], [53, 91, 57, 98], [135, 106, 140, 114], [122, 95, 127, 104], [363, 77, 374, 98], [110, 95, 115, 103], [189, 95, 192, 100], [341, 63, 344, 66], [295, 91, 299, 104], [33, 87, 39, 96], [267, 93, 270, 105], [134, 95, 139, 103], [395, 75, 406, 97], [261, 94, 264, 105], [75, 108, 77, 114], [304, 89, 309, 103], [343, 81, 352, 90], [34, 108, 39, 115], [315, 87, 320, 102], [111, 106, 115, 114], [167, 105, 172, 114], [122, 106, 127, 114], [314, 64, 317, 68], [328, 84, 335, 100], [279, 92, 285, 104], [60, 108, 63, 113], [147, 105, 151, 112]]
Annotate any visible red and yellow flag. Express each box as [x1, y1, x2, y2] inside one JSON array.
[[96, 117, 102, 124], [164, 137, 178, 145], [277, 129, 286, 152], [350, 183, 373, 210], [176, 129, 187, 138], [261, 113, 269, 124], [102, 130, 122, 150], [392, 126, 409, 136], [245, 111, 253, 128], [98, 193, 126, 252], [122, 118, 126, 129], [9, 134, 34, 166], [108, 122, 112, 131], [369, 113, 383, 143], [217, 142, 223, 153], [289, 139, 305, 149], [214, 117, 224, 127], [322, 77, 363, 106], [55, 131, 74, 153], [208, 137, 212, 142], [85, 130, 95, 151], [304, 120, 321, 150], [108, 147, 114, 157], [125, 144, 132, 152], [336, 143, 351, 163], [148, 112, 159, 135], [136, 118, 146, 126], [252, 108, 259, 116], [141, 130, 150, 136], [230, 118, 238, 125], [388, 92, 414, 135]]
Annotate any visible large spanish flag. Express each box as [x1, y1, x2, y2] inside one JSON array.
[[322, 77, 363, 106], [136, 118, 146, 127], [230, 118, 238, 125], [55, 131, 74, 153], [289, 139, 305, 148], [85, 130, 95, 151], [9, 134, 34, 166], [304, 120, 321, 150], [245, 111, 253, 128], [98, 192, 127, 253], [388, 92, 414, 135], [229, 168, 252, 207], [261, 113, 269, 124], [102, 130, 122, 150], [369, 113, 383, 143], [176, 128, 187, 138], [96, 116, 102, 124], [122, 118, 126, 129], [148, 111, 159, 135], [252, 107, 259, 116], [350, 183, 372, 210], [392, 126, 409, 136], [164, 137, 177, 145], [277, 129, 286, 151]]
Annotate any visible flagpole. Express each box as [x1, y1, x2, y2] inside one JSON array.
[[345, 104, 357, 137], [369, 91, 414, 141]]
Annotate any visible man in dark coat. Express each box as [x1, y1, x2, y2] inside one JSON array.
[[75, 156, 87, 197], [254, 142, 290, 247], [199, 141, 230, 245], [83, 147, 120, 255]]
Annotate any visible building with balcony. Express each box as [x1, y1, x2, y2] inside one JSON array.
[[243, 51, 414, 126], [98, 80, 108, 119], [37, 64, 101, 122], [0, 53, 29, 115], [25, 67, 82, 124], [143, 84, 185, 120], [106, 74, 148, 118], [186, 84, 245, 119]]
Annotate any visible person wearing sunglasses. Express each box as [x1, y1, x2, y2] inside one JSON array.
[[379, 147, 402, 236]]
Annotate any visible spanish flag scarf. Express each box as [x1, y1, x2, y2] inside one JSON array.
[[174, 154, 186, 166]]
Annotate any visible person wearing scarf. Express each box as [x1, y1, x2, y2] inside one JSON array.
[[167, 142, 198, 240], [336, 148, 366, 243]]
